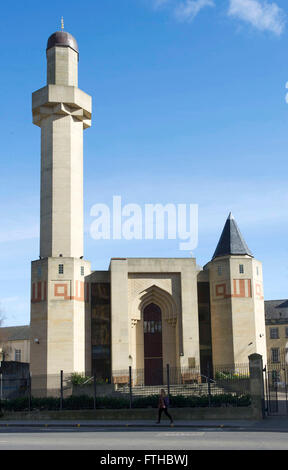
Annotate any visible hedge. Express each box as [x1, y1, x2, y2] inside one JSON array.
[[0, 393, 251, 412]]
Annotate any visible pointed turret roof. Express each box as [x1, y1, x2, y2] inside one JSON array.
[[212, 213, 253, 260]]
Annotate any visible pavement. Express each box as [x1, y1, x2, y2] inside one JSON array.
[[1, 416, 288, 431], [1, 417, 288, 450]]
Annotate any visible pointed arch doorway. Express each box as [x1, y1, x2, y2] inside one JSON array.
[[143, 303, 163, 385]]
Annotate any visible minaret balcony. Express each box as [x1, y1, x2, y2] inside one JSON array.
[[32, 84, 92, 128]]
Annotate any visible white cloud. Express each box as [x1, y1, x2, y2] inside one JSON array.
[[175, 0, 215, 22], [151, 0, 286, 34], [153, 0, 170, 7], [0, 226, 38, 244], [228, 0, 286, 35], [151, 0, 215, 20]]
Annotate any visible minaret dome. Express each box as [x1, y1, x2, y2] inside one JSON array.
[[46, 31, 79, 54]]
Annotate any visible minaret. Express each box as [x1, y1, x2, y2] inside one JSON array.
[[33, 29, 91, 258], [30, 28, 92, 384], [205, 213, 267, 366]]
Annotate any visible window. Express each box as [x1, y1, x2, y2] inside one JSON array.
[[37, 266, 42, 279], [15, 349, 21, 362], [270, 328, 279, 339], [58, 264, 64, 274], [144, 320, 162, 334], [81, 266, 84, 276], [217, 265, 222, 276], [239, 264, 244, 274], [286, 327, 288, 338], [271, 348, 280, 363], [91, 283, 111, 381], [256, 267, 259, 276]]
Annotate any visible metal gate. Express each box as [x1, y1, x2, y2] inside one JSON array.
[[264, 361, 288, 416]]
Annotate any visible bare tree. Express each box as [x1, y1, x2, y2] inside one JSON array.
[[0, 304, 5, 327]]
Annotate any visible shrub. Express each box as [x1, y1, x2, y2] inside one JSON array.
[[69, 373, 92, 385], [0, 393, 251, 412], [96, 396, 130, 409], [63, 395, 94, 410], [215, 371, 249, 381], [133, 395, 159, 408]]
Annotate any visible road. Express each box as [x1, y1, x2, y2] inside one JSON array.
[[0, 425, 288, 450]]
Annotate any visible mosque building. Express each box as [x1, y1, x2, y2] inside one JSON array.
[[16, 29, 268, 386]]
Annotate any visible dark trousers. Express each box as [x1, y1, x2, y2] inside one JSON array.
[[158, 407, 173, 423]]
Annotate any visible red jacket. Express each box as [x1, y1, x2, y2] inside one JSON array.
[[158, 396, 166, 409]]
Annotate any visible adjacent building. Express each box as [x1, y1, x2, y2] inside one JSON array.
[[265, 300, 288, 364], [0, 326, 30, 363]]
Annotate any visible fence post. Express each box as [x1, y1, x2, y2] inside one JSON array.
[[93, 374, 97, 410], [266, 368, 272, 414], [207, 363, 211, 407], [248, 354, 265, 419], [129, 366, 132, 409], [0, 367, 2, 403], [285, 368, 288, 415], [60, 370, 63, 410], [28, 373, 31, 412], [263, 366, 269, 414], [275, 379, 278, 413], [166, 364, 170, 397], [0, 367, 2, 415]]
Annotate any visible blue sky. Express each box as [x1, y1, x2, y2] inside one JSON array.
[[0, 0, 287, 326]]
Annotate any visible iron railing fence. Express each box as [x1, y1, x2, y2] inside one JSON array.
[[264, 355, 288, 416], [0, 363, 251, 412]]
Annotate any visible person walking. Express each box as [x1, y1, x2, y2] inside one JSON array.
[[156, 389, 174, 425]]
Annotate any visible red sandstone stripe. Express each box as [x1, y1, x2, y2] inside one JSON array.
[[239, 279, 245, 297]]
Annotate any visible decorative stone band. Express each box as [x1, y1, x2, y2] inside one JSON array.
[[255, 282, 264, 300], [233, 279, 252, 298], [214, 279, 261, 299], [31, 280, 90, 303], [53, 280, 86, 301], [31, 281, 47, 303]]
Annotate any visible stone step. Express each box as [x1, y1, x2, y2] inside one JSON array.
[[115, 383, 226, 397]]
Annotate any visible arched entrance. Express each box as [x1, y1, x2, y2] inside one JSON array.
[[143, 303, 163, 385]]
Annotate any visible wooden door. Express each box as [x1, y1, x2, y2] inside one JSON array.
[[143, 303, 163, 385]]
